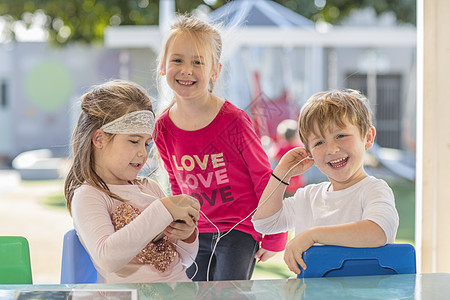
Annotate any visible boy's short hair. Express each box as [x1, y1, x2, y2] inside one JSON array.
[[298, 89, 373, 150]]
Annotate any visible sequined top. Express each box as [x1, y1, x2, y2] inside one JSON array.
[[111, 202, 177, 272], [71, 178, 199, 283]]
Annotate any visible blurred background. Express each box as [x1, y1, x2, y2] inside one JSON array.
[[0, 0, 416, 283]]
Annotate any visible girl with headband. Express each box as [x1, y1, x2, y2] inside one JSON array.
[[64, 80, 200, 283]]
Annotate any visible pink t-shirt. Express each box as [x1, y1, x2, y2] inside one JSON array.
[[154, 100, 287, 251]]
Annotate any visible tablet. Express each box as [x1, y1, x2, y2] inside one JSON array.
[[13, 288, 138, 300]]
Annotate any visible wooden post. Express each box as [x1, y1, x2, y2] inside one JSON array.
[[418, 0, 450, 273]]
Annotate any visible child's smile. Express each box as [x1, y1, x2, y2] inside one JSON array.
[[162, 34, 215, 102], [308, 122, 375, 191], [328, 156, 349, 168], [130, 162, 142, 170], [177, 79, 196, 87]]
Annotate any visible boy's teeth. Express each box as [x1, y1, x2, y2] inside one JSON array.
[[329, 157, 348, 168], [330, 158, 345, 163], [179, 80, 193, 85]]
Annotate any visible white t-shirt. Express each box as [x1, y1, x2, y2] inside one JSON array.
[[252, 176, 399, 243], [71, 178, 198, 283]]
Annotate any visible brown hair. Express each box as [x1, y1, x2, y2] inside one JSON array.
[[64, 80, 154, 215], [298, 89, 373, 151]]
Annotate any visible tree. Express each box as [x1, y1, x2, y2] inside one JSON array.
[[0, 0, 212, 45], [0, 0, 415, 45], [273, 0, 416, 25]]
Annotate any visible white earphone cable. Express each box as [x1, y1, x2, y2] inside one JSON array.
[[146, 155, 312, 281], [200, 156, 313, 281]]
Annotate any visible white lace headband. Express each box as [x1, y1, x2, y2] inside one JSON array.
[[100, 110, 155, 135]]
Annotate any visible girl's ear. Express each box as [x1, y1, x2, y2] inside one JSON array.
[[211, 63, 223, 82], [160, 65, 166, 76], [92, 129, 106, 149], [364, 126, 376, 150]]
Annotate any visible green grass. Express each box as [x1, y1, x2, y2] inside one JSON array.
[[41, 192, 67, 210], [254, 259, 292, 279], [387, 178, 415, 244], [22, 179, 63, 185]]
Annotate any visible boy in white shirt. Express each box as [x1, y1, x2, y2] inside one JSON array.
[[252, 89, 399, 275]]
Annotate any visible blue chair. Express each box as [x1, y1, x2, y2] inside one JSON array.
[[60, 229, 97, 284], [0, 236, 33, 284], [297, 243, 416, 278]]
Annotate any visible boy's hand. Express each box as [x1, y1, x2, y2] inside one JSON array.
[[278, 147, 314, 178], [254, 248, 277, 262], [160, 195, 200, 226], [283, 230, 315, 275]]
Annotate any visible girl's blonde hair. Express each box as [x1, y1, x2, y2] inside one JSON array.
[[64, 80, 154, 215], [157, 14, 222, 101], [298, 89, 373, 151]]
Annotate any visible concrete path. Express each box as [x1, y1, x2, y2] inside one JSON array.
[[0, 170, 72, 284]]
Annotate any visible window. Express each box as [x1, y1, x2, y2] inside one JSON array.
[[346, 74, 402, 149]]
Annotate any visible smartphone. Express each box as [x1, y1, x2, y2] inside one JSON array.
[[152, 220, 186, 242], [152, 232, 165, 242]]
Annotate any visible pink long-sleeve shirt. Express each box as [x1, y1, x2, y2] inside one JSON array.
[[71, 178, 198, 283], [153, 100, 287, 251]]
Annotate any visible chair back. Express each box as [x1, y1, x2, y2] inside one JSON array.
[[297, 243, 416, 278], [0, 236, 33, 284], [60, 229, 97, 284]]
